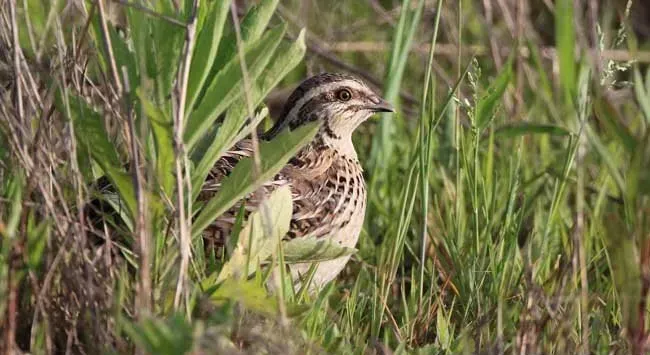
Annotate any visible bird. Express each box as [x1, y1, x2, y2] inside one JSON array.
[[200, 72, 394, 289]]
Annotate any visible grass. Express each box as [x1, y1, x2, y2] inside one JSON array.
[[1, 0, 650, 354]]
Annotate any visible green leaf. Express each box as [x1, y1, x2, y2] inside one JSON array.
[[593, 96, 637, 153], [185, 0, 231, 112], [494, 122, 572, 138], [238, 0, 280, 43], [152, 16, 185, 104], [282, 237, 357, 264], [217, 185, 292, 281], [210, 0, 280, 74], [556, 0, 576, 98], [138, 89, 175, 196], [122, 314, 194, 355], [211, 278, 278, 316], [57, 92, 137, 218], [26, 217, 49, 270], [603, 210, 639, 332], [2, 173, 23, 238], [633, 67, 650, 124], [475, 58, 513, 130], [436, 310, 451, 350], [191, 29, 307, 197], [370, 0, 424, 173], [585, 125, 625, 196], [109, 25, 138, 98], [127, 6, 157, 85], [191, 121, 319, 239], [192, 108, 268, 199], [184, 24, 286, 148]]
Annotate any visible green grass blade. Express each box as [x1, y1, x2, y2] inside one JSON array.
[[185, 0, 231, 113], [184, 24, 286, 148], [191, 30, 306, 198], [556, 0, 576, 99]]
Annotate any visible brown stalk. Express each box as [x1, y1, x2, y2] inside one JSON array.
[[4, 1, 23, 352], [172, 0, 199, 311], [97, 0, 151, 316]]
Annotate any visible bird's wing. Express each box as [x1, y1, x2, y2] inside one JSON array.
[[200, 139, 290, 245], [199, 139, 339, 245]]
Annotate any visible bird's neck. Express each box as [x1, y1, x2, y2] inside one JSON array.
[[317, 133, 358, 160]]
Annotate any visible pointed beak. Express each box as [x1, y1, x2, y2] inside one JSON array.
[[367, 97, 394, 113]]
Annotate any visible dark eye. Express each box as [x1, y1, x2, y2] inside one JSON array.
[[337, 89, 352, 101]]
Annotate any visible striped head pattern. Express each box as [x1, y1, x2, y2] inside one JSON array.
[[263, 73, 393, 156]]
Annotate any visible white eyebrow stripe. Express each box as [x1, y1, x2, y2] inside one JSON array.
[[284, 80, 369, 127]]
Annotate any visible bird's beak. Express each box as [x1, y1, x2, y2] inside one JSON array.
[[367, 97, 394, 113]]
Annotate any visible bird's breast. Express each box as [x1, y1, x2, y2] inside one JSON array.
[[284, 152, 366, 242]]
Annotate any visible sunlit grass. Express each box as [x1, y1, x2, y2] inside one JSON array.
[[1, 0, 650, 354]]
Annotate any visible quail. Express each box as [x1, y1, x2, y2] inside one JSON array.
[[202, 73, 394, 288]]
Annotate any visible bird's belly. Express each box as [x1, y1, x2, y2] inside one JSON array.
[[290, 187, 366, 289]]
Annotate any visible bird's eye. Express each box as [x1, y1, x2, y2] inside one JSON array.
[[337, 89, 352, 101]]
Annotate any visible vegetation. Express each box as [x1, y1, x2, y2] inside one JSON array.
[[1, 0, 650, 353]]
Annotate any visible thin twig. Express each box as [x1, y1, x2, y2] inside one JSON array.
[[4, 1, 23, 352], [173, 0, 199, 311]]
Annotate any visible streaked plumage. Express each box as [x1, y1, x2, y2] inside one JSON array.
[[202, 73, 393, 288]]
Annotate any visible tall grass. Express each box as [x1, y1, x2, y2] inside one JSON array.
[[1, 0, 650, 354]]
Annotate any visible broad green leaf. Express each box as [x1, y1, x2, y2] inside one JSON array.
[[238, 0, 280, 43], [281, 237, 357, 264], [217, 185, 292, 281], [185, 24, 286, 147], [192, 29, 307, 197], [122, 314, 193, 355], [436, 310, 451, 350], [127, 6, 156, 84], [556, 0, 575, 98], [475, 58, 513, 130], [88, 11, 138, 97], [191, 120, 319, 239], [138, 89, 175, 196], [108, 25, 138, 99], [210, 0, 280, 74], [211, 278, 278, 316], [494, 122, 571, 138], [185, 0, 231, 112], [152, 16, 184, 104]]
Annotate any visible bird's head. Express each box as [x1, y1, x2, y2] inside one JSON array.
[[263, 73, 393, 156]]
